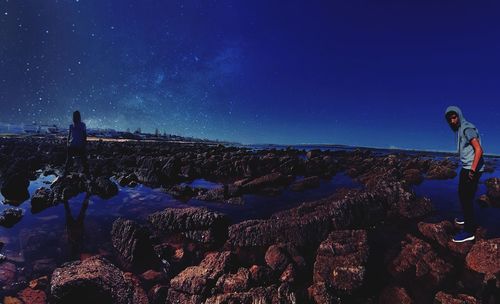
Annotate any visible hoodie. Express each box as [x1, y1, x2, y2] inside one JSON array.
[[445, 106, 484, 172]]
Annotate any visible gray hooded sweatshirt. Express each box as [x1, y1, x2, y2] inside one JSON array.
[[445, 106, 484, 172]]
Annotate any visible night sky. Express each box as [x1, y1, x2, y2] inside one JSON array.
[[1, 0, 499, 152]]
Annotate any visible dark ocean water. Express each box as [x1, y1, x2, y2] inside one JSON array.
[[0, 149, 499, 289]]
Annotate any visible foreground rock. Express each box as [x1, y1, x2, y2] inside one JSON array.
[[111, 218, 158, 271], [0, 208, 23, 228], [168, 251, 235, 301], [434, 291, 478, 304], [50, 255, 145, 304], [310, 230, 369, 302], [1, 173, 29, 203], [148, 207, 230, 244]]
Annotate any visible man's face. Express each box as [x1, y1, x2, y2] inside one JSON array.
[[447, 113, 460, 131]]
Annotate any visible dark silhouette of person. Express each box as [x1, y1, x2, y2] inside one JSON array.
[[445, 106, 485, 243], [63, 192, 90, 259], [63, 110, 90, 177]]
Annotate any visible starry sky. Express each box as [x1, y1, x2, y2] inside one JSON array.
[[1, 0, 500, 153]]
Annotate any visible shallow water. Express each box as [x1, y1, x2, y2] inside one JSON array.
[[0, 155, 499, 289]]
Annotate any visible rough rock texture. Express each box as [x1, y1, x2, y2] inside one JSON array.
[[0, 207, 23, 228], [379, 285, 413, 304], [312, 230, 369, 296], [148, 207, 230, 244], [426, 160, 458, 180], [215, 267, 251, 293], [204, 283, 297, 304], [389, 235, 454, 289], [465, 238, 500, 281], [90, 176, 119, 199], [0, 173, 29, 203], [169, 251, 235, 297], [111, 218, 157, 271], [50, 255, 138, 304], [483, 178, 500, 207], [434, 291, 478, 304]]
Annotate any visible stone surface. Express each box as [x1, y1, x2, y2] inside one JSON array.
[[312, 230, 369, 296], [50, 255, 136, 304], [434, 291, 478, 304]]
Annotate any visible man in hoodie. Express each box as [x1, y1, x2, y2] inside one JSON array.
[[445, 106, 485, 242]]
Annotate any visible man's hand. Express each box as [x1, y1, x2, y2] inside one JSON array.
[[468, 169, 476, 180]]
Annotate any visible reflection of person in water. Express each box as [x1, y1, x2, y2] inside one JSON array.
[[63, 192, 90, 259]]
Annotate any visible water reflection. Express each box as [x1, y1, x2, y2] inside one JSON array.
[[64, 192, 90, 260]]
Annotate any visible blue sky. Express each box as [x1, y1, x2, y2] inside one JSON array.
[[1, 0, 499, 152]]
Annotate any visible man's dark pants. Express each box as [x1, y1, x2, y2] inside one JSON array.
[[64, 146, 89, 176], [458, 168, 482, 233]]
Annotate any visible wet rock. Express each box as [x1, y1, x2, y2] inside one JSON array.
[[0, 208, 23, 228], [308, 282, 339, 304], [50, 174, 88, 202], [403, 168, 424, 185], [379, 285, 413, 304], [389, 235, 454, 289], [417, 221, 480, 257], [90, 176, 118, 199], [123, 272, 149, 304], [312, 230, 369, 296], [17, 287, 47, 304], [111, 218, 157, 271], [169, 251, 235, 296], [483, 178, 500, 207], [204, 283, 297, 304], [29, 275, 49, 290], [265, 243, 296, 274], [117, 173, 138, 187], [0, 173, 29, 203], [426, 163, 457, 180], [0, 262, 17, 287], [465, 238, 500, 283], [215, 267, 251, 293], [31, 187, 55, 213], [148, 207, 230, 244], [249, 265, 275, 287], [50, 255, 136, 304], [148, 284, 169, 304], [239, 172, 292, 194], [166, 184, 195, 201], [289, 176, 321, 192], [434, 291, 478, 304]]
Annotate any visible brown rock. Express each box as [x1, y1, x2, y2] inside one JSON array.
[[434, 291, 478, 304], [205, 284, 297, 304], [169, 251, 235, 295], [465, 238, 500, 280], [379, 285, 413, 304], [50, 255, 136, 304], [249, 265, 275, 286], [313, 230, 369, 295], [389, 235, 454, 288], [215, 267, 251, 293], [17, 287, 47, 304]]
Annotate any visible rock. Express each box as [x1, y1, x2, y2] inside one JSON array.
[[3, 296, 23, 304], [111, 218, 157, 271], [389, 235, 454, 289], [279, 263, 296, 283], [204, 284, 297, 304], [90, 176, 118, 199], [50, 174, 88, 202], [265, 243, 296, 274], [379, 285, 413, 304], [169, 251, 235, 296], [0, 208, 23, 228], [240, 173, 292, 194], [249, 265, 275, 287], [123, 272, 149, 304], [165, 184, 195, 201], [148, 207, 230, 244], [426, 163, 457, 180], [434, 291, 478, 304], [417, 221, 480, 257], [215, 267, 251, 293], [1, 173, 29, 203], [312, 230, 369, 296], [50, 255, 137, 304], [139, 270, 164, 290], [17, 287, 47, 304], [308, 282, 339, 304], [29, 275, 49, 290], [0, 262, 17, 287], [403, 168, 424, 185], [31, 187, 55, 213], [289, 176, 321, 192], [483, 178, 500, 207], [165, 289, 203, 304], [465, 238, 500, 281], [148, 284, 169, 304]]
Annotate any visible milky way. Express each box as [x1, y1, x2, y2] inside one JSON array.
[[1, 1, 500, 151]]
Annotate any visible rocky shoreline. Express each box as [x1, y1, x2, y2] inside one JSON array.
[[0, 136, 499, 303]]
